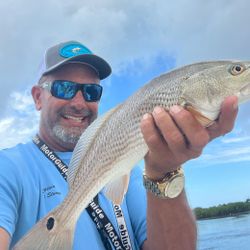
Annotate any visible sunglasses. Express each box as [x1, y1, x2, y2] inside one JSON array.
[[40, 80, 103, 102]]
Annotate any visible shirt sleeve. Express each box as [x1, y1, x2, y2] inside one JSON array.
[[0, 152, 22, 237], [126, 165, 147, 247]]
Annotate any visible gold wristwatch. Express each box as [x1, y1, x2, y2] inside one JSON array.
[[143, 167, 185, 199]]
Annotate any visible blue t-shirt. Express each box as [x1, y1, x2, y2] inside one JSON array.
[[0, 140, 147, 249]]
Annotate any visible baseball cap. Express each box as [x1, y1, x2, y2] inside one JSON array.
[[37, 41, 112, 81]]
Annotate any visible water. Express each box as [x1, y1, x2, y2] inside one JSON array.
[[197, 213, 250, 250]]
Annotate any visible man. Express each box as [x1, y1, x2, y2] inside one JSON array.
[[0, 41, 238, 250]]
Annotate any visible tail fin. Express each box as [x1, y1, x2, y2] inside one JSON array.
[[13, 214, 75, 250]]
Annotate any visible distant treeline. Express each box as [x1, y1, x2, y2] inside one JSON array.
[[194, 199, 250, 220]]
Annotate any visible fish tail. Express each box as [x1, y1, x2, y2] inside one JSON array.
[[13, 212, 76, 250]]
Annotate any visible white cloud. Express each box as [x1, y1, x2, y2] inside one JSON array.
[[202, 146, 250, 161], [221, 136, 250, 144], [0, 117, 15, 131], [1, 0, 250, 93], [188, 134, 250, 168], [0, 89, 39, 149], [1, 0, 250, 147], [10, 91, 34, 112]]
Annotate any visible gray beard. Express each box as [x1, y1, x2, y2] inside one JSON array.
[[52, 124, 84, 146]]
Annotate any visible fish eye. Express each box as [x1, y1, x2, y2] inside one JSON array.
[[230, 64, 245, 75]]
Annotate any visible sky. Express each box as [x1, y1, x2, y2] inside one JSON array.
[[0, 0, 250, 208]]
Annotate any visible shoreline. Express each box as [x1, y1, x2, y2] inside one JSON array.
[[197, 211, 250, 221]]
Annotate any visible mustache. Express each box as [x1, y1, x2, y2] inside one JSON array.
[[59, 107, 94, 117]]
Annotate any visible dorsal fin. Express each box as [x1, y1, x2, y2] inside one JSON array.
[[67, 105, 120, 187]]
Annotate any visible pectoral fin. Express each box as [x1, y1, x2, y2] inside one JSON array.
[[185, 105, 215, 127], [104, 174, 130, 205]]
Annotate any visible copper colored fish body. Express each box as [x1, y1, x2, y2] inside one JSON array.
[[13, 61, 250, 249]]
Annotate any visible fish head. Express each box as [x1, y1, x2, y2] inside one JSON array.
[[180, 61, 250, 124]]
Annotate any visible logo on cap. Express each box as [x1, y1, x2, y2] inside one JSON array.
[[60, 43, 92, 58]]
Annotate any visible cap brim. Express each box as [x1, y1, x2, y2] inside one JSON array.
[[42, 54, 112, 80]]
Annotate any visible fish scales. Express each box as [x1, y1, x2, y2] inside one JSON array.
[[13, 60, 250, 249], [64, 60, 250, 223], [58, 76, 184, 220]]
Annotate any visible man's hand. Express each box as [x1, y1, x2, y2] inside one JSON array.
[[141, 96, 238, 179], [140, 96, 238, 250]]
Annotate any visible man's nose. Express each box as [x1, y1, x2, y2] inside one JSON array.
[[69, 90, 87, 109]]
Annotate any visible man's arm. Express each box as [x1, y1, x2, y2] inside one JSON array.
[[140, 96, 238, 250], [0, 227, 10, 250]]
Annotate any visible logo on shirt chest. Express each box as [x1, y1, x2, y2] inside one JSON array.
[[42, 185, 61, 198]]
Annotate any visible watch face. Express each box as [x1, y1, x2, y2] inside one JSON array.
[[165, 175, 184, 198]]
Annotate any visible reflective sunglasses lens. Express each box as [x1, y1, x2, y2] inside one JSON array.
[[83, 85, 102, 102], [52, 81, 77, 99]]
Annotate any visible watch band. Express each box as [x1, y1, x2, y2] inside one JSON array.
[[143, 167, 184, 199]]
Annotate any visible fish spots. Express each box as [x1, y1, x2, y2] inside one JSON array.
[[47, 217, 55, 230]]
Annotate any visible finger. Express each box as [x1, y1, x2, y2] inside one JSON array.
[[208, 96, 238, 140], [152, 106, 187, 154], [140, 112, 166, 154], [141, 111, 181, 178], [169, 105, 210, 155]]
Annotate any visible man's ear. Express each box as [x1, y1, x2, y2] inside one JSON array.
[[31, 86, 43, 110]]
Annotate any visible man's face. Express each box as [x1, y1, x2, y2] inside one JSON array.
[[32, 63, 100, 151]]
